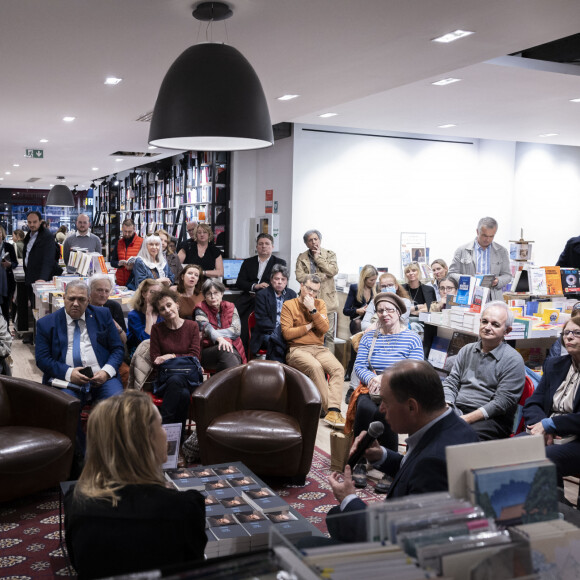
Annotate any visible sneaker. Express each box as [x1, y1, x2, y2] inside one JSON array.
[[323, 410, 346, 429]]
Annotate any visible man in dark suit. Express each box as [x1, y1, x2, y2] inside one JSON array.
[[236, 233, 286, 349], [250, 264, 297, 360], [23, 211, 61, 309], [556, 235, 580, 269], [326, 360, 479, 543], [36, 280, 124, 450]]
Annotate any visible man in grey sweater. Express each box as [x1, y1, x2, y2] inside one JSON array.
[[443, 301, 525, 440], [63, 214, 102, 273]]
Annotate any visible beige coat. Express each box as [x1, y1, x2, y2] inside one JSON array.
[[127, 339, 154, 391], [295, 247, 339, 312]]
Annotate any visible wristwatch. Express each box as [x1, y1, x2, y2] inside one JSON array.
[[310, 308, 317, 314]]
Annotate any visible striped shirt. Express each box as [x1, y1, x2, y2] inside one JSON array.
[[354, 329, 424, 385], [474, 240, 490, 275]]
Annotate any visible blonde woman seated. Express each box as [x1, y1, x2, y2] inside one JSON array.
[[174, 264, 204, 319], [64, 391, 206, 579], [430, 258, 449, 300], [346, 293, 423, 452], [402, 262, 436, 316], [156, 228, 183, 280], [429, 275, 458, 312], [178, 223, 224, 279], [128, 234, 174, 290]]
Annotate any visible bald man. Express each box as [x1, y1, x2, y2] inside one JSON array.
[[63, 213, 102, 272]]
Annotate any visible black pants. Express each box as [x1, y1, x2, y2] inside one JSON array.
[[159, 375, 192, 433], [201, 345, 242, 372], [353, 393, 398, 451]]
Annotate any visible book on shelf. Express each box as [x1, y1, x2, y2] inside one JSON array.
[[542, 266, 563, 295], [529, 267, 547, 294], [469, 285, 489, 313], [560, 267, 580, 294], [511, 268, 530, 292], [455, 275, 474, 305], [447, 331, 478, 357]]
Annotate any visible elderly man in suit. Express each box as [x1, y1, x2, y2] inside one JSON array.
[[326, 359, 478, 543], [250, 264, 297, 360], [236, 233, 286, 349], [448, 216, 511, 301], [36, 280, 124, 450]]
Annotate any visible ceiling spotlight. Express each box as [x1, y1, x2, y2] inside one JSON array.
[[40, 139, 49, 143], [12, 164, 20, 167], [63, 116, 76, 122], [432, 78, 461, 86], [104, 77, 123, 85], [318, 112, 338, 118], [570, 98, 580, 103], [432, 30, 474, 43], [539, 133, 558, 137], [148, 145, 157, 150], [115, 158, 123, 162], [92, 167, 99, 171], [277, 94, 300, 101], [438, 123, 457, 128]]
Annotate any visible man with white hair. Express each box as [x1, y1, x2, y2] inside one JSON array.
[[443, 301, 525, 440], [448, 216, 511, 301]]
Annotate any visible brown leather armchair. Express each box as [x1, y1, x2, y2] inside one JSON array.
[[0, 376, 80, 502], [192, 360, 321, 484]]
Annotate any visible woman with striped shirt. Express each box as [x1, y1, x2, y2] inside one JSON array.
[[346, 292, 423, 453]]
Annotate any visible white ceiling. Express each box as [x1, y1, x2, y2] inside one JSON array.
[[2, 0, 580, 191]]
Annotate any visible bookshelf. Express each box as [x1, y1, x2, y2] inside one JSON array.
[[93, 151, 230, 260]]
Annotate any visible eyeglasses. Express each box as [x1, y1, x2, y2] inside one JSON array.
[[206, 291, 222, 298], [302, 284, 319, 295], [563, 330, 580, 338], [377, 307, 398, 315], [439, 286, 456, 293]]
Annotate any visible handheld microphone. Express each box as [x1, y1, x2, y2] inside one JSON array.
[[347, 421, 385, 469]]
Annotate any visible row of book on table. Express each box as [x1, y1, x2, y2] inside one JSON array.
[[511, 265, 580, 295], [67, 249, 109, 276]]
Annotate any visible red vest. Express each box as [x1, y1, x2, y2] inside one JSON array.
[[115, 235, 143, 286], [198, 300, 247, 364]]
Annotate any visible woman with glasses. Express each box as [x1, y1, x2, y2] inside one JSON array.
[[195, 280, 246, 372], [523, 314, 580, 490], [429, 275, 459, 312], [128, 235, 174, 290], [345, 292, 423, 488], [361, 273, 412, 331]]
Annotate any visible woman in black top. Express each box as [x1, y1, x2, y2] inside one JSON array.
[[0, 227, 17, 325], [64, 390, 206, 579], [402, 262, 436, 316], [177, 223, 224, 278]]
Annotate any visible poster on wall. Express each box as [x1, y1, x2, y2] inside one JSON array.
[[265, 189, 273, 214], [401, 232, 428, 275]]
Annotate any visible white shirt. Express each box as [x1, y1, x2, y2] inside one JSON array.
[[24, 231, 38, 267], [74, 229, 92, 237], [64, 312, 116, 381]]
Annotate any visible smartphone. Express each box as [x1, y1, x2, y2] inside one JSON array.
[[79, 366, 94, 379]]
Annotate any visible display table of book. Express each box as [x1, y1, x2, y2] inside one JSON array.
[[165, 461, 322, 559]]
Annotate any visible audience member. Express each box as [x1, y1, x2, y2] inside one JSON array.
[[326, 360, 479, 543], [64, 390, 206, 579], [110, 219, 143, 287], [236, 233, 286, 349], [295, 229, 339, 354], [361, 272, 411, 330], [55, 225, 68, 244], [429, 275, 458, 312], [348, 293, 423, 460], [129, 234, 174, 290], [251, 264, 297, 360], [23, 211, 61, 310], [402, 262, 436, 316], [343, 265, 378, 382], [127, 279, 164, 357], [156, 228, 182, 280], [63, 214, 102, 273], [0, 312, 12, 375], [429, 258, 448, 300], [523, 315, 580, 489], [556, 234, 580, 269], [448, 216, 511, 300], [174, 264, 204, 319], [0, 226, 17, 325], [11, 229, 25, 259], [176, 221, 197, 253], [443, 301, 525, 440], [281, 274, 345, 427], [35, 280, 124, 451], [178, 223, 224, 279], [195, 280, 246, 371], [149, 288, 202, 430]]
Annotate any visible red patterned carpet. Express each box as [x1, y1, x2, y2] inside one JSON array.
[[0, 447, 384, 578]]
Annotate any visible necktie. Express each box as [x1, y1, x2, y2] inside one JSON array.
[[73, 320, 82, 368]]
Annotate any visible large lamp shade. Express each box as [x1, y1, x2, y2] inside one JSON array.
[[148, 43, 273, 151], [46, 184, 74, 207]]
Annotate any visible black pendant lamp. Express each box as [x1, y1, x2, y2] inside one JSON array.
[[46, 184, 74, 206], [148, 2, 273, 152]]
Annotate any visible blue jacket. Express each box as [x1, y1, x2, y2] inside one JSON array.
[[327, 411, 478, 543], [128, 258, 174, 290], [36, 305, 124, 385], [524, 354, 580, 435], [250, 285, 296, 355]]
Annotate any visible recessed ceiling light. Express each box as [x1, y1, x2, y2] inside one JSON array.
[[12, 164, 20, 167], [570, 98, 580, 103], [438, 124, 457, 128], [432, 30, 474, 43], [318, 112, 338, 118], [539, 133, 558, 137], [39, 139, 48, 143], [277, 94, 299, 101], [115, 158, 123, 162], [104, 77, 123, 85], [432, 78, 461, 86], [92, 167, 99, 171], [63, 116, 76, 122], [148, 145, 157, 150], [49, 183, 55, 187], [0, 178, 3, 181], [4, 172, 10, 175]]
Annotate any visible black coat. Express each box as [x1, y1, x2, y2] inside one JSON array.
[[236, 255, 286, 293], [0, 242, 17, 296], [556, 236, 580, 269], [23, 226, 61, 284]]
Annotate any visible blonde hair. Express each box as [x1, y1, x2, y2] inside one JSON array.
[[74, 391, 165, 505], [130, 278, 166, 312], [194, 223, 214, 243], [404, 262, 422, 279], [155, 229, 175, 255], [356, 265, 378, 304], [380, 272, 410, 300]]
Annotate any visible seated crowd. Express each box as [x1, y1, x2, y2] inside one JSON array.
[[23, 215, 580, 574]]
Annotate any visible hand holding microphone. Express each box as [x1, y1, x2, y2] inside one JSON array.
[[347, 421, 384, 469]]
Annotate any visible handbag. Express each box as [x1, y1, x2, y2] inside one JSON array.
[[330, 429, 354, 473], [154, 356, 203, 396]]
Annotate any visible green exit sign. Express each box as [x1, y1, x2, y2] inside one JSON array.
[[25, 149, 43, 159]]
